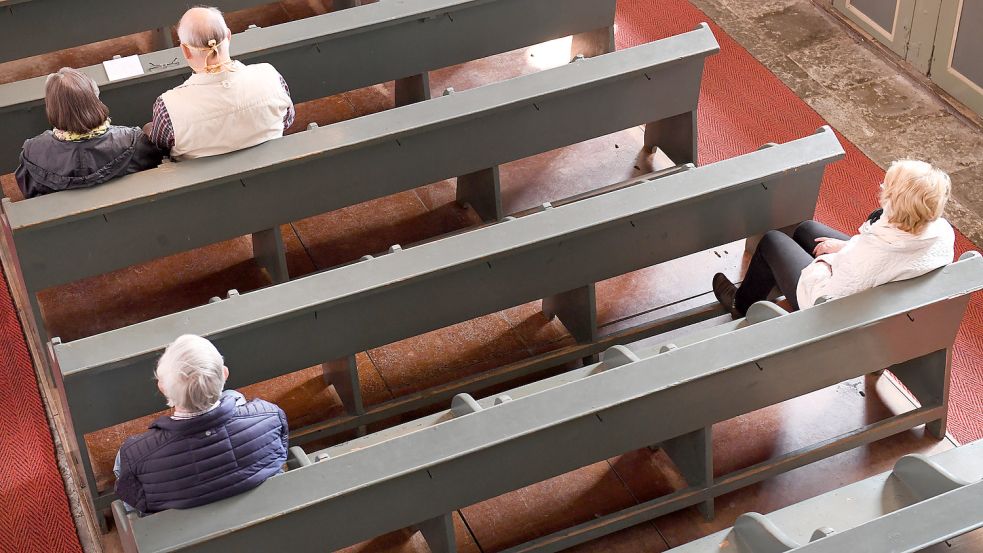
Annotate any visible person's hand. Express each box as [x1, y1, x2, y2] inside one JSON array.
[[813, 237, 846, 256]]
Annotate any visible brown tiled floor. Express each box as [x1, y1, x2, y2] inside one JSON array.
[[6, 2, 967, 552]]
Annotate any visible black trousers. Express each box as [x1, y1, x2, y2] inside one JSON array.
[[735, 220, 850, 313]]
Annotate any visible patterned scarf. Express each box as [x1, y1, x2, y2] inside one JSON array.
[[53, 118, 111, 142]]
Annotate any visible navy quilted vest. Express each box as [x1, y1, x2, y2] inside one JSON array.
[[115, 390, 288, 513]]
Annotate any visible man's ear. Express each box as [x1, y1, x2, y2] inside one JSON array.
[[226, 27, 232, 40], [180, 43, 193, 61], [223, 365, 229, 380]]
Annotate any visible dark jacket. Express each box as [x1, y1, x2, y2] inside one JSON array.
[[114, 390, 288, 514], [15, 125, 162, 199]]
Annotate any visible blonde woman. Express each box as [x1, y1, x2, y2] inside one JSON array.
[[713, 159, 955, 317]]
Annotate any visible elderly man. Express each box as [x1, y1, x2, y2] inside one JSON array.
[[114, 334, 288, 513], [145, 6, 295, 160]]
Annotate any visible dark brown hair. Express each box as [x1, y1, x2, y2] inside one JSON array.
[[44, 68, 110, 133]]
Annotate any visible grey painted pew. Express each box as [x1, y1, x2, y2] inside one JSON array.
[[111, 252, 983, 553], [0, 0, 271, 63], [0, 0, 617, 174], [2, 25, 715, 312], [671, 442, 983, 552], [51, 126, 843, 511]]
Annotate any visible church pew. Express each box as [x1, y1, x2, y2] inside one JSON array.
[[50, 126, 843, 511], [0, 0, 270, 63], [2, 25, 716, 321], [670, 442, 983, 552], [0, 0, 617, 173], [110, 251, 983, 552]]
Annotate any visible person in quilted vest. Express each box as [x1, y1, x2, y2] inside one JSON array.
[[712, 159, 954, 317], [114, 334, 288, 514]]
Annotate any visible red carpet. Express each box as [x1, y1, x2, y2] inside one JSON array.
[[0, 263, 82, 552], [615, 0, 983, 443]]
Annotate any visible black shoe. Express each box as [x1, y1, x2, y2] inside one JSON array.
[[712, 273, 742, 319]]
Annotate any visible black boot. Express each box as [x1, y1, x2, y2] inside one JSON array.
[[712, 273, 742, 319]]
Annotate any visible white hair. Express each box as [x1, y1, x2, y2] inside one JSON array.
[[177, 6, 231, 59], [155, 334, 227, 412]]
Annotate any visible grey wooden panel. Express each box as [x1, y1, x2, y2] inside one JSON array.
[[849, 0, 899, 34], [52, 127, 842, 436], [951, 0, 983, 89], [5, 26, 715, 293], [0, 0, 271, 63], [118, 254, 983, 553], [0, 0, 616, 174]]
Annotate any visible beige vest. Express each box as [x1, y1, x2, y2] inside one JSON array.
[[162, 61, 292, 160]]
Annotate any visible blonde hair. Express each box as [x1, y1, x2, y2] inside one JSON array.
[[880, 159, 950, 235], [155, 334, 227, 412]]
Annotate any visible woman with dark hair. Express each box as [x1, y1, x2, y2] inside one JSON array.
[[15, 67, 162, 199]]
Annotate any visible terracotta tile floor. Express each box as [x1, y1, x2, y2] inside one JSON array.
[[0, 2, 963, 552]]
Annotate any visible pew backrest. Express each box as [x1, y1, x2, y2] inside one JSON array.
[[0, 0, 268, 63], [0, 0, 617, 173]]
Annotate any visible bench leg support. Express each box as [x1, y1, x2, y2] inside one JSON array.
[[457, 166, 504, 222], [661, 426, 714, 520], [252, 227, 289, 284], [888, 349, 950, 439], [323, 356, 365, 416], [645, 111, 698, 166], [417, 512, 457, 553], [395, 73, 432, 107], [543, 284, 598, 344], [571, 26, 615, 58], [152, 27, 174, 50]]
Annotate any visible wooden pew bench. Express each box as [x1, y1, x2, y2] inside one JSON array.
[[51, 126, 843, 511], [0, 0, 617, 173], [2, 25, 717, 332], [670, 441, 983, 552], [111, 252, 983, 552]]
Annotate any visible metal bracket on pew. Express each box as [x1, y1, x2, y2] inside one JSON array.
[[543, 283, 598, 344], [451, 393, 483, 417], [251, 227, 289, 284], [457, 166, 503, 221], [744, 302, 788, 326], [733, 512, 805, 552], [334, 0, 361, 10], [322, 356, 365, 419], [892, 454, 971, 500], [661, 426, 714, 520], [286, 446, 313, 470], [416, 512, 457, 553], [599, 345, 641, 371]]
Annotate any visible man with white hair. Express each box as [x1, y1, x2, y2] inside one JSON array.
[[145, 6, 295, 160], [114, 334, 288, 513]]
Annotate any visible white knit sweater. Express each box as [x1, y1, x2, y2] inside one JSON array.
[[796, 216, 955, 309]]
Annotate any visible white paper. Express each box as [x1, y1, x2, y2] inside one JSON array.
[[102, 55, 145, 82]]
